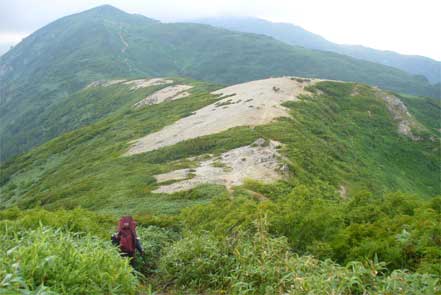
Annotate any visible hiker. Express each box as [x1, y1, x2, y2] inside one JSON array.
[[111, 216, 144, 267]]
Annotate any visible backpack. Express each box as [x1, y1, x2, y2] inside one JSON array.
[[117, 216, 137, 254]]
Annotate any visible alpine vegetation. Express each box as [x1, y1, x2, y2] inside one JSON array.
[[0, 4, 440, 295]]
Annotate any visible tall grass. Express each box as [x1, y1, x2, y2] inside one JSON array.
[[0, 226, 138, 294], [0, 208, 439, 294], [158, 219, 440, 294]]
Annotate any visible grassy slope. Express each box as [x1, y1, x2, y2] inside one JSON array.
[[1, 6, 439, 162], [0, 80, 439, 216]]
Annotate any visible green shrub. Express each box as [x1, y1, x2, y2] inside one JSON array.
[[181, 196, 260, 236], [0, 226, 138, 294], [157, 221, 440, 294], [159, 233, 232, 290], [181, 187, 441, 274], [227, 227, 297, 294], [135, 226, 180, 274], [0, 207, 115, 238]]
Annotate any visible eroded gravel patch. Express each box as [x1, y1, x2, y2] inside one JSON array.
[[85, 79, 127, 89], [85, 78, 173, 90], [375, 89, 421, 140], [134, 85, 193, 108], [122, 78, 173, 90], [153, 139, 287, 193], [126, 77, 316, 156]]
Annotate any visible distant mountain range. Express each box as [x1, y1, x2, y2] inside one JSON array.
[[192, 17, 440, 84], [0, 5, 439, 161]]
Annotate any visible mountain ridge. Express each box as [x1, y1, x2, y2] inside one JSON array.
[[1, 5, 440, 293], [192, 16, 441, 83], [1, 76, 439, 213], [1, 5, 439, 162]]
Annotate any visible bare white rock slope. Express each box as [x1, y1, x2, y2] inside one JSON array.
[[85, 78, 173, 90], [374, 88, 422, 140], [134, 85, 193, 108], [126, 77, 316, 156], [153, 139, 286, 193], [123, 78, 173, 90], [85, 79, 127, 88]]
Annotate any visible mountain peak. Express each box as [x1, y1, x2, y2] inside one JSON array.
[[77, 4, 157, 24], [84, 4, 125, 15]]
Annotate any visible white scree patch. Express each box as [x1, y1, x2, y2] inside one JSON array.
[[133, 85, 193, 108], [153, 139, 287, 193], [122, 78, 173, 90], [85, 79, 127, 89], [126, 77, 317, 156]]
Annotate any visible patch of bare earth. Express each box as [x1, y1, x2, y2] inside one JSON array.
[[85, 79, 127, 89], [85, 78, 174, 90], [153, 139, 287, 193], [118, 29, 129, 53], [123, 78, 173, 90], [339, 185, 347, 199], [134, 85, 193, 108], [375, 89, 421, 140], [126, 76, 317, 156]]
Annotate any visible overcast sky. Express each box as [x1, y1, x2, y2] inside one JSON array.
[[0, 0, 440, 60]]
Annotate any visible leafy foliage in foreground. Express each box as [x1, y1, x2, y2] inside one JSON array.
[[159, 224, 439, 294], [0, 206, 439, 294], [0, 207, 115, 238], [135, 225, 180, 275], [182, 188, 441, 275], [0, 226, 138, 294]]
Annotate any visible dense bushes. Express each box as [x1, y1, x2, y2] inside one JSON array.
[[181, 186, 441, 275], [158, 224, 439, 294], [0, 226, 138, 294], [0, 207, 115, 238], [0, 199, 439, 294], [160, 234, 232, 289], [135, 225, 180, 274]]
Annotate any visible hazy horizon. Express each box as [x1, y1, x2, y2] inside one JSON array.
[[1, 0, 440, 61]]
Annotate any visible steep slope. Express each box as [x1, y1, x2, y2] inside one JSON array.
[[1, 5, 439, 162], [193, 17, 441, 83], [0, 44, 11, 57], [1, 77, 439, 216]]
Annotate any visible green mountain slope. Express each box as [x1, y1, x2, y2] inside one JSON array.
[[1, 77, 439, 216], [193, 16, 441, 83], [1, 77, 440, 293], [1, 5, 439, 162]]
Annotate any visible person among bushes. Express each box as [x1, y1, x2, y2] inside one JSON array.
[[112, 216, 144, 266]]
